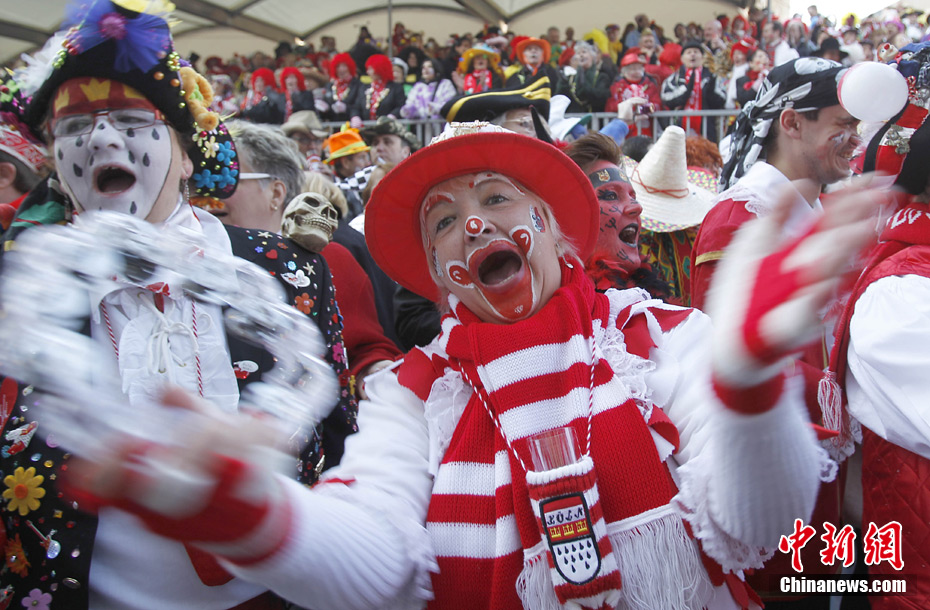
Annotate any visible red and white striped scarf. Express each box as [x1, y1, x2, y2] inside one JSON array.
[[683, 68, 703, 134], [400, 264, 705, 609]]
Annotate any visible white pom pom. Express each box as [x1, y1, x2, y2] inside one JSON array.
[[838, 62, 910, 123], [14, 31, 69, 98]]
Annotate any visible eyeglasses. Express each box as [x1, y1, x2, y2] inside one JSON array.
[[51, 108, 162, 138], [501, 117, 535, 133], [239, 173, 274, 180]]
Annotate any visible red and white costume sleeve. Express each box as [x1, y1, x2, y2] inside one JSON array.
[[225, 287, 823, 610], [691, 162, 823, 311]]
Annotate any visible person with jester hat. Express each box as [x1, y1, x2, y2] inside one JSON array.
[[825, 43, 930, 609], [0, 1, 356, 608]]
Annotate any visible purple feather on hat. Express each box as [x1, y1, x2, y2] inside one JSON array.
[[63, 0, 171, 74]]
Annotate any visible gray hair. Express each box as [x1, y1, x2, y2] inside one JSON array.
[[226, 120, 305, 201], [574, 41, 598, 57]]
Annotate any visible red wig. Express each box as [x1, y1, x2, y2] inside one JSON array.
[[685, 136, 723, 173], [329, 52, 357, 80], [366, 54, 394, 83], [250, 67, 277, 91], [279, 66, 306, 90], [731, 15, 750, 32]]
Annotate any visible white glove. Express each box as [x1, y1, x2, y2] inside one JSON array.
[[617, 96, 648, 122]]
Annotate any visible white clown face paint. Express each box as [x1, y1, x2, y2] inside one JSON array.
[[53, 101, 185, 222], [421, 172, 562, 323]]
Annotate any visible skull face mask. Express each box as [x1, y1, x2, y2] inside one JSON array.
[[282, 192, 340, 252]]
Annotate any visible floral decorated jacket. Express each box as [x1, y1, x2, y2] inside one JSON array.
[[0, 184, 357, 609]]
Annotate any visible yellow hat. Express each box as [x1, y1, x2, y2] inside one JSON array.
[[458, 44, 502, 74]]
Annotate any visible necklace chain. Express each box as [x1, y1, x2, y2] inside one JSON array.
[[457, 335, 598, 474]]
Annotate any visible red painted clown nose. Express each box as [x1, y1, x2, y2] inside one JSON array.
[[465, 215, 485, 236]]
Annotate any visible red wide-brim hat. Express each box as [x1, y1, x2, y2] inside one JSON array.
[[365, 131, 599, 302]]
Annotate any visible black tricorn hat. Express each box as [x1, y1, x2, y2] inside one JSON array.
[[441, 77, 552, 124], [20, 0, 239, 198]]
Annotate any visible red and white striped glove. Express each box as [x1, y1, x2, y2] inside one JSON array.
[[62, 389, 293, 565], [706, 180, 887, 413]]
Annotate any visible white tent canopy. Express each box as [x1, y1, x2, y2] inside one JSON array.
[[3, 0, 751, 65]]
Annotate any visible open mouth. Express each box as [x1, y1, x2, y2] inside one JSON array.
[[619, 223, 639, 246], [94, 165, 136, 195], [468, 241, 527, 292], [478, 250, 523, 285]]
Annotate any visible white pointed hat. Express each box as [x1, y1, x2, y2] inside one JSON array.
[[630, 126, 716, 232]]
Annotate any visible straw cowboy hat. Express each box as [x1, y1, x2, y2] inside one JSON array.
[[630, 126, 715, 232], [365, 123, 599, 301], [281, 110, 329, 139]]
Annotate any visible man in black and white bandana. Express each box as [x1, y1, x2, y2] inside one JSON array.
[[690, 55, 862, 605], [695, 56, 860, 307], [719, 56, 850, 189]]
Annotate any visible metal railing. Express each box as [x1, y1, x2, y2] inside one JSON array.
[[320, 108, 742, 146]]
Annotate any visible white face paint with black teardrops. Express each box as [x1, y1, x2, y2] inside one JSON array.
[[54, 117, 173, 219]]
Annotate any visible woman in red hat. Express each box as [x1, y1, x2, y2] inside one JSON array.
[[284, 122, 873, 609], [606, 52, 663, 136], [724, 37, 757, 109]]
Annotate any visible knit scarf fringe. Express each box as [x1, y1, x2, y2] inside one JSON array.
[[516, 510, 712, 610]]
